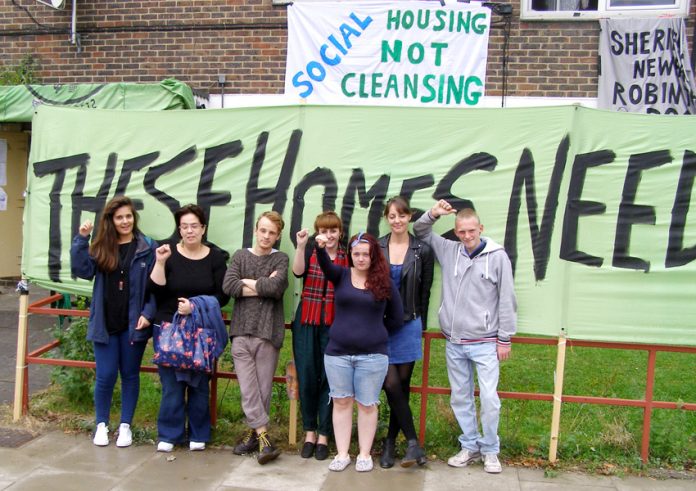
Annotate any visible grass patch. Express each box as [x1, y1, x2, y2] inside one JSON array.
[[14, 326, 696, 477]]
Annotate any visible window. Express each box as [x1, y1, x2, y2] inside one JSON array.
[[522, 0, 688, 19]]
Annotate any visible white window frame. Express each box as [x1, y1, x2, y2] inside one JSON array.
[[521, 0, 689, 20]]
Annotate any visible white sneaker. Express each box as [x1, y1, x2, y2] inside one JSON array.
[[157, 441, 174, 452], [447, 448, 481, 467], [116, 423, 132, 448], [189, 441, 205, 451], [93, 422, 109, 446], [355, 456, 374, 472], [328, 455, 351, 472], [483, 453, 502, 473]]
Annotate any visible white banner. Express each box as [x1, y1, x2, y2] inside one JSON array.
[[285, 1, 491, 107], [598, 18, 696, 115]]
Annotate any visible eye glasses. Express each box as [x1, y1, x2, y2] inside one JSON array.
[[179, 223, 202, 231], [351, 231, 369, 247]]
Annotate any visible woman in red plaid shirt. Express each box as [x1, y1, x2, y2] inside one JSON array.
[[292, 211, 349, 462]]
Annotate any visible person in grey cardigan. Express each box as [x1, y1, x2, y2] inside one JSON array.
[[413, 200, 517, 474], [223, 210, 289, 465]]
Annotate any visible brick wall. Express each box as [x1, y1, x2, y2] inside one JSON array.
[[0, 0, 694, 98]]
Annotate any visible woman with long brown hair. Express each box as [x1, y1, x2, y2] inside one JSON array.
[[71, 195, 157, 448], [378, 196, 433, 468], [314, 231, 403, 473]]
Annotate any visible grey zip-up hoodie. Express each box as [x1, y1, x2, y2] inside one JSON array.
[[413, 212, 517, 345]]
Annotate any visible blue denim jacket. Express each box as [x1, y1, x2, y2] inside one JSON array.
[[70, 232, 158, 344]]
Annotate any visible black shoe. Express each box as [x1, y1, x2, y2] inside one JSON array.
[[233, 429, 258, 455], [300, 441, 315, 458], [315, 443, 329, 461], [401, 439, 427, 468], [379, 438, 396, 469], [257, 432, 281, 465]]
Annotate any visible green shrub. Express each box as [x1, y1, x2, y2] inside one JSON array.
[[0, 55, 40, 85], [49, 317, 94, 406]]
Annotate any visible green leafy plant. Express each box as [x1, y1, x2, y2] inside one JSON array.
[[0, 54, 41, 85], [49, 317, 94, 405]]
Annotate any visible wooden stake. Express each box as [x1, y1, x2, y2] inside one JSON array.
[[13, 291, 30, 421], [286, 360, 298, 445], [289, 400, 297, 446], [548, 335, 567, 463]]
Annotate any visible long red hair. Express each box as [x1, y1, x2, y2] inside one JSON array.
[[348, 232, 392, 301]]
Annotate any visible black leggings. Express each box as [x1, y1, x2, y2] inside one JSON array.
[[383, 362, 417, 441]]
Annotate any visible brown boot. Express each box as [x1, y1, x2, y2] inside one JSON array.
[[233, 429, 258, 455], [257, 431, 281, 465]]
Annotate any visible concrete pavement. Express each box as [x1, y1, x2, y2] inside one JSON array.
[[2, 430, 695, 491]]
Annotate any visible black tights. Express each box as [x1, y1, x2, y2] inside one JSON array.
[[383, 362, 417, 441]]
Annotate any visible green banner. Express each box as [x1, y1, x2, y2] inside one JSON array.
[[23, 104, 696, 346], [0, 79, 195, 122]]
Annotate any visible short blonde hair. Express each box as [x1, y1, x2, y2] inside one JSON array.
[[256, 210, 284, 233], [455, 208, 480, 224]]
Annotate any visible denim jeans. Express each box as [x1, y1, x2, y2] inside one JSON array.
[[92, 331, 146, 425], [157, 366, 211, 444], [324, 353, 388, 406], [445, 341, 501, 454]]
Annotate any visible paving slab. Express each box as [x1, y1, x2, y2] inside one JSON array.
[[113, 446, 236, 491], [49, 437, 156, 477], [220, 452, 329, 491], [0, 447, 42, 481], [316, 459, 447, 491], [519, 482, 613, 491], [6, 468, 120, 491], [0, 430, 695, 490], [14, 431, 82, 465], [423, 461, 521, 491], [613, 476, 696, 491]]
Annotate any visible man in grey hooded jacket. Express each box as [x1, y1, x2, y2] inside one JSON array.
[[414, 199, 517, 474]]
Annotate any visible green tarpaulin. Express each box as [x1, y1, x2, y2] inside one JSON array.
[[0, 78, 195, 122], [23, 104, 696, 346]]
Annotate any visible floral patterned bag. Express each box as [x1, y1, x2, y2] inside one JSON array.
[[152, 310, 216, 373]]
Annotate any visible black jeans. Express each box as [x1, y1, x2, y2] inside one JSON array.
[[292, 320, 332, 437]]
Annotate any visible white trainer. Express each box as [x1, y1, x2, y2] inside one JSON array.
[[355, 456, 374, 472], [447, 448, 481, 467], [116, 423, 132, 448], [483, 453, 502, 473], [93, 422, 109, 446], [328, 455, 351, 472], [157, 441, 174, 452], [189, 441, 206, 451]]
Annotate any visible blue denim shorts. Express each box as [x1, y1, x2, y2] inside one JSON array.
[[323, 353, 388, 406]]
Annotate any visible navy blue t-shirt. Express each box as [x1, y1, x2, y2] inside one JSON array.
[[315, 245, 403, 356]]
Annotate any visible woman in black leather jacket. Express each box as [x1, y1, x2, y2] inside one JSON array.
[[378, 196, 434, 468]]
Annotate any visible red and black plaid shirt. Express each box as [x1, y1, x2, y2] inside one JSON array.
[[301, 247, 348, 326]]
